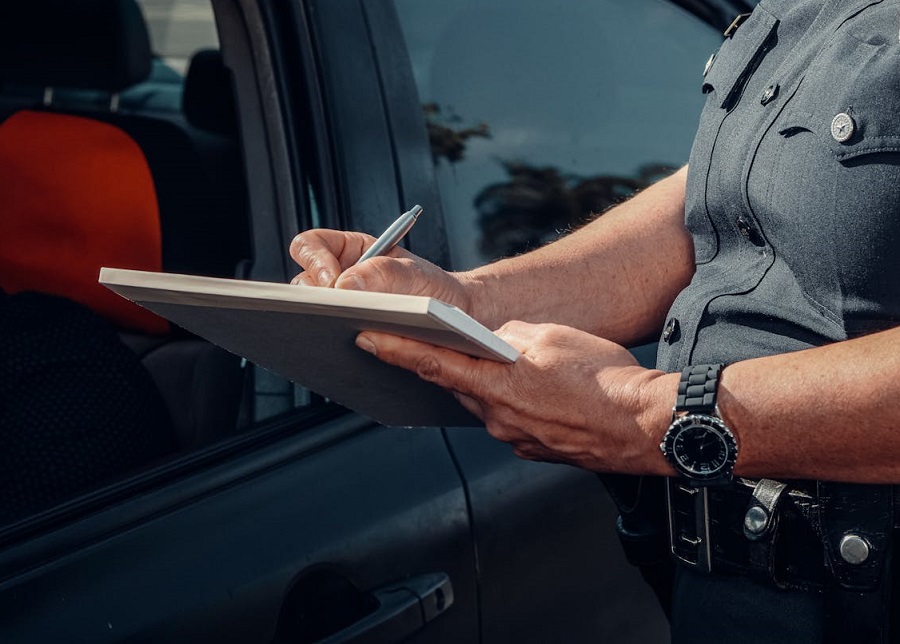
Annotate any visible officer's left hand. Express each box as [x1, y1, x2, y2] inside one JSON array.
[[355, 321, 673, 475]]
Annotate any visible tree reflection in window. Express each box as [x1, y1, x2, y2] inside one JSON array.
[[425, 103, 673, 261], [475, 161, 673, 259], [424, 103, 490, 164]]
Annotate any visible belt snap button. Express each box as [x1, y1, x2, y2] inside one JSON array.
[[839, 534, 870, 565], [736, 216, 752, 237], [760, 84, 779, 105], [744, 505, 769, 537], [831, 112, 855, 143]]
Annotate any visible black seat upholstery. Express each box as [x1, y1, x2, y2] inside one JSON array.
[[176, 48, 251, 279], [0, 0, 152, 94], [0, 291, 177, 524]]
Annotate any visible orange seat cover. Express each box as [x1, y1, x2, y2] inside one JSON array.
[[0, 110, 168, 334]]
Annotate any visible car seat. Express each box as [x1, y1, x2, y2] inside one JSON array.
[[120, 47, 252, 445], [0, 290, 177, 525], [178, 48, 251, 280], [0, 0, 247, 447]]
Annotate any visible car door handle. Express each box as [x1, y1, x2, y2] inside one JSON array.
[[318, 572, 454, 644]]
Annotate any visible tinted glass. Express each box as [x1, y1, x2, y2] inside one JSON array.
[[138, 0, 219, 74], [0, 0, 285, 533], [395, 0, 721, 270]]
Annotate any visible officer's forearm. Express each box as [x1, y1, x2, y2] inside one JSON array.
[[458, 166, 695, 345], [714, 326, 900, 482]]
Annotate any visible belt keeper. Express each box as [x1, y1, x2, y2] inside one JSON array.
[[743, 478, 787, 541], [743, 479, 787, 580]]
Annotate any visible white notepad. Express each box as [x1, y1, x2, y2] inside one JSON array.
[[100, 267, 519, 427]]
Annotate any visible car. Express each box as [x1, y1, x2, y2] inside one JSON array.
[[0, 0, 748, 641]]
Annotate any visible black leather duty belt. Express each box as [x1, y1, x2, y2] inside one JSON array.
[[666, 477, 898, 643], [666, 478, 829, 591]]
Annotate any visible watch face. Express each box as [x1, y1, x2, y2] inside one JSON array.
[[662, 414, 738, 482]]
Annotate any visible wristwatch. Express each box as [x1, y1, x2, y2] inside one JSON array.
[[659, 364, 738, 485]]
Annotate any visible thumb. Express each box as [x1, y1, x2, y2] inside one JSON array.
[[334, 256, 415, 294], [334, 271, 367, 291]]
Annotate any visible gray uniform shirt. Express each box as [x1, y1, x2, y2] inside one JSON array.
[[657, 0, 900, 373], [660, 1, 900, 641]]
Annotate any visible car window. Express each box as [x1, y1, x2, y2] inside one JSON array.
[[0, 0, 328, 534], [138, 0, 219, 74], [394, 0, 721, 270]]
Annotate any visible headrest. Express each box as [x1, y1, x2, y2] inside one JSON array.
[[0, 0, 152, 92], [182, 49, 239, 137], [0, 111, 168, 334]]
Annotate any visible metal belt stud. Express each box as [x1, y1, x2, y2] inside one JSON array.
[[744, 478, 787, 541], [744, 505, 769, 537], [839, 534, 871, 565]]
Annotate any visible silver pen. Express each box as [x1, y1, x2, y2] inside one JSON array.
[[355, 205, 423, 265]]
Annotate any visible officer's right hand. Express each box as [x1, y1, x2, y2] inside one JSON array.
[[289, 228, 473, 313]]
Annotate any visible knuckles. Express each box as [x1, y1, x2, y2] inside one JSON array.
[[495, 321, 575, 353], [288, 233, 308, 262], [414, 354, 443, 383], [356, 256, 422, 296], [289, 232, 325, 269], [531, 323, 572, 348], [511, 443, 543, 462]]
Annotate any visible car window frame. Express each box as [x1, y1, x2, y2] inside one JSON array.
[[0, 0, 368, 553]]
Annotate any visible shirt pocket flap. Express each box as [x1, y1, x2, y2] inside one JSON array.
[[779, 107, 900, 161], [777, 38, 900, 162], [778, 43, 900, 161], [703, 8, 779, 110]]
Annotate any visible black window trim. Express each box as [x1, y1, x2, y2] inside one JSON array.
[[671, 0, 758, 32]]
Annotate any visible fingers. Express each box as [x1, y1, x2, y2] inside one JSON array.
[[289, 229, 374, 287], [336, 256, 429, 296], [290, 272, 316, 286], [357, 330, 563, 462], [356, 331, 500, 400], [290, 228, 422, 294], [511, 443, 565, 463], [453, 391, 485, 420], [493, 320, 538, 352], [494, 320, 583, 350]]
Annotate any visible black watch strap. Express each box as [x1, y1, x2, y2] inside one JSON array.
[[675, 364, 724, 415]]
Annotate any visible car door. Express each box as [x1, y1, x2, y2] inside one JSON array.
[[297, 1, 673, 642], [382, 0, 729, 641], [0, 0, 744, 642], [0, 0, 478, 641], [255, 1, 742, 640]]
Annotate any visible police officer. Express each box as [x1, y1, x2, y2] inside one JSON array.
[[290, 0, 900, 641]]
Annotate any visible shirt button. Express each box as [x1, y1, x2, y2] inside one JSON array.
[[662, 317, 680, 344], [760, 84, 779, 105], [703, 53, 716, 77], [831, 112, 855, 142]]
